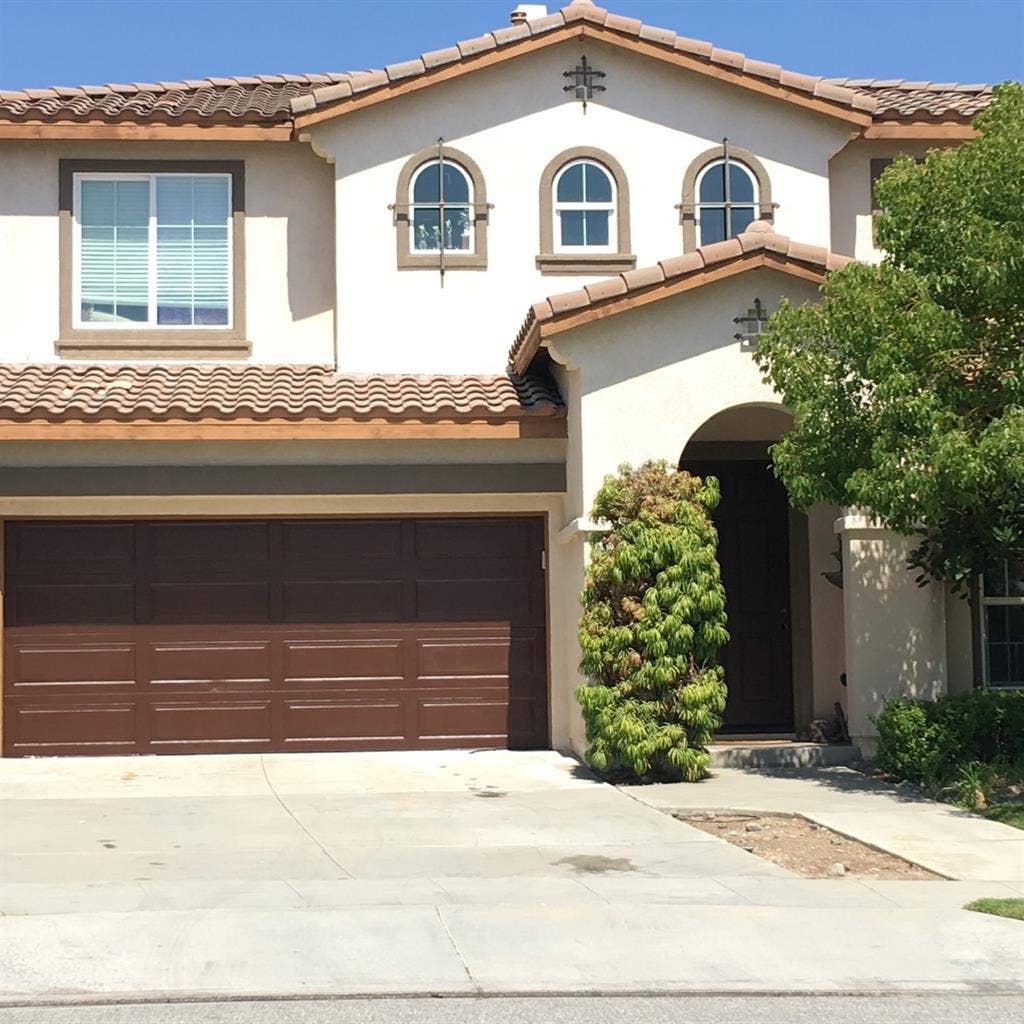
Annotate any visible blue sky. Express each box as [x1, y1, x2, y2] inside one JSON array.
[[0, 1, 1020, 91]]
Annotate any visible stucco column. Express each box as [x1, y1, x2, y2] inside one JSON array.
[[835, 514, 947, 755]]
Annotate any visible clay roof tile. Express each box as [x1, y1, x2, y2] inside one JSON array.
[[0, 365, 564, 422]]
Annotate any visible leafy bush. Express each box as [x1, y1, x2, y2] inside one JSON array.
[[576, 461, 729, 782], [874, 690, 1024, 796]]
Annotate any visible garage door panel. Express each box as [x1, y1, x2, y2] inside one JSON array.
[[414, 634, 542, 682], [148, 582, 272, 624], [5, 639, 136, 692], [147, 641, 272, 691], [414, 519, 537, 560], [279, 697, 406, 745], [281, 580, 404, 623], [282, 638, 405, 685], [4, 517, 549, 755], [149, 521, 271, 562], [5, 701, 137, 755], [11, 584, 136, 626], [10, 522, 135, 569], [416, 696, 508, 743], [148, 700, 272, 747], [415, 579, 539, 622], [508, 697, 544, 748], [282, 520, 403, 562]]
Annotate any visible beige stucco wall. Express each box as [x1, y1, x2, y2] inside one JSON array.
[[808, 502, 847, 718], [311, 38, 852, 374], [945, 585, 976, 694], [0, 140, 335, 363], [837, 518, 948, 750], [828, 138, 947, 261]]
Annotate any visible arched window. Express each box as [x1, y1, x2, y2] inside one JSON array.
[[394, 146, 488, 270], [553, 159, 615, 252], [410, 159, 473, 254], [680, 144, 774, 251], [695, 159, 758, 246], [537, 147, 634, 275]]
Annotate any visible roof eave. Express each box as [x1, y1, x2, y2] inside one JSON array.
[[862, 120, 979, 140], [0, 119, 294, 141]]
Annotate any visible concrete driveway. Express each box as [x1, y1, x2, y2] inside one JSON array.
[[2, 750, 1022, 1001]]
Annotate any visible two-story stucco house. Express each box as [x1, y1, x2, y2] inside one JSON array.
[[0, 0, 1001, 759]]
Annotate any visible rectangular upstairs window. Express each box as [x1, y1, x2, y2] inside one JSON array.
[[75, 173, 231, 329]]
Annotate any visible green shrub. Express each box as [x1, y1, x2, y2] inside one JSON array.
[[576, 461, 729, 782], [874, 690, 1024, 791]]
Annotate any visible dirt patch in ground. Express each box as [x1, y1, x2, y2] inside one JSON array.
[[675, 811, 943, 880]]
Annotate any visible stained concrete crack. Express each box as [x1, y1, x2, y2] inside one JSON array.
[[258, 755, 353, 879], [433, 905, 480, 993]]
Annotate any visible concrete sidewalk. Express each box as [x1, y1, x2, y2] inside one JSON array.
[[622, 766, 1024, 884], [2, 751, 1022, 1001]]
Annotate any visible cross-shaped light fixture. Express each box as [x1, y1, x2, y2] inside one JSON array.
[[563, 55, 605, 112], [733, 297, 769, 349]]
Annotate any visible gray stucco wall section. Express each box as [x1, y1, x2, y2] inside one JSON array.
[[0, 463, 566, 497]]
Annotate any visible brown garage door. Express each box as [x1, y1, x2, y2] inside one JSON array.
[[2, 518, 548, 756]]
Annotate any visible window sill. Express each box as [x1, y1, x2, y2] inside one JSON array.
[[56, 334, 251, 360], [536, 253, 636, 275], [398, 253, 487, 271]]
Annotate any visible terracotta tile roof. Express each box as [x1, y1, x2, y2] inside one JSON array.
[[509, 220, 855, 373], [826, 80, 993, 120], [0, 2, 992, 129], [291, 1, 878, 122], [0, 74, 354, 125], [0, 364, 564, 422]]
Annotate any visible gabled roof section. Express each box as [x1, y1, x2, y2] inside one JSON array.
[[0, 2, 992, 139], [509, 220, 854, 374], [291, 1, 875, 129]]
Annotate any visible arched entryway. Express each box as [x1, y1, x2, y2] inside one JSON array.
[[680, 404, 813, 735]]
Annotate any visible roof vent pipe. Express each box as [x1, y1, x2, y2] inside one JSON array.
[[511, 5, 548, 24]]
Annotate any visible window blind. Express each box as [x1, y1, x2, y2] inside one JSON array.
[[79, 179, 150, 323], [156, 176, 230, 325], [77, 173, 231, 328]]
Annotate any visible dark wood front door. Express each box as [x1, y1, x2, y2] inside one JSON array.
[[2, 517, 549, 756], [682, 460, 793, 732]]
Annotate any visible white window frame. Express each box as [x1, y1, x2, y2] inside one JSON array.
[[695, 158, 758, 247], [979, 562, 1024, 689], [553, 159, 616, 254], [72, 171, 233, 331], [408, 160, 475, 256]]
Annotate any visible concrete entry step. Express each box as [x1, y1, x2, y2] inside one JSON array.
[[709, 741, 863, 769]]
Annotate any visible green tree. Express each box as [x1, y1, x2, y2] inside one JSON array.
[[576, 462, 729, 782], [755, 82, 1024, 588]]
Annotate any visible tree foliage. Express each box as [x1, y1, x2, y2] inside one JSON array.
[[755, 82, 1024, 588], [576, 462, 729, 782]]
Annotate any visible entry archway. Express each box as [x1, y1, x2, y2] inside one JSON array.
[[679, 404, 829, 735]]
